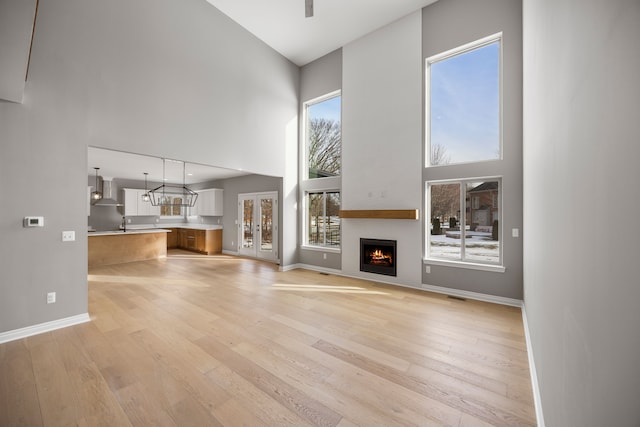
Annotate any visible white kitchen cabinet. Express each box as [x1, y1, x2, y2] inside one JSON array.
[[123, 188, 160, 216], [192, 189, 223, 216]]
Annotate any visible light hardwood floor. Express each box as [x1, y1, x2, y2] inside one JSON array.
[[0, 250, 536, 426]]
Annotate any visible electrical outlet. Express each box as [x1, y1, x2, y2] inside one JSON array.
[[425, 265, 431, 274], [512, 228, 519, 238], [62, 231, 75, 242], [47, 292, 56, 304], [323, 253, 327, 260]]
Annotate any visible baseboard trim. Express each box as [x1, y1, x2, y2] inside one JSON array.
[[521, 305, 545, 427], [420, 283, 523, 307], [0, 313, 91, 344], [280, 263, 343, 275], [222, 250, 239, 256]]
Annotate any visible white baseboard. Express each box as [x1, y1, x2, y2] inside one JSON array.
[[0, 313, 91, 344], [420, 283, 523, 307], [282, 263, 343, 275], [521, 305, 545, 427], [222, 250, 239, 256]]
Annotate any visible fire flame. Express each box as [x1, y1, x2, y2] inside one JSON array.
[[369, 249, 392, 265]]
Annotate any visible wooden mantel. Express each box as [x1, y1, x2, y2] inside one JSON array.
[[339, 209, 420, 220]]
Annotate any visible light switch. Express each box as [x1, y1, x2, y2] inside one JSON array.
[[512, 228, 519, 238], [62, 231, 75, 242]]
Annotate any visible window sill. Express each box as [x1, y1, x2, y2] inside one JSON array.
[[301, 245, 341, 254], [423, 258, 506, 273]]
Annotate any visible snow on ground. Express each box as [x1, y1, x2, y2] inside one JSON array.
[[429, 234, 499, 263]]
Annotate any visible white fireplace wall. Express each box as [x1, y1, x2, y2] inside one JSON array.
[[341, 11, 423, 287]]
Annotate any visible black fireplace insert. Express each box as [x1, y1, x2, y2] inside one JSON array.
[[360, 238, 397, 277]]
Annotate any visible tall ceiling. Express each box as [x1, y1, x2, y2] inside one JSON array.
[[205, 0, 438, 66], [90, 1, 439, 181]]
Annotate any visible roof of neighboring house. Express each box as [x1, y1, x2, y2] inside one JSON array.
[[469, 181, 499, 192]]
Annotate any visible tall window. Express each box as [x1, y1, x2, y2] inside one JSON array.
[[306, 191, 341, 248], [426, 34, 504, 269], [428, 179, 501, 264], [305, 92, 341, 179], [427, 35, 501, 166], [302, 90, 341, 250]]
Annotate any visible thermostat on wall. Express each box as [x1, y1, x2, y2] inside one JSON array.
[[23, 216, 44, 227]]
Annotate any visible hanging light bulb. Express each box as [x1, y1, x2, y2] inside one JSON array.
[[91, 167, 103, 201], [141, 172, 150, 202]]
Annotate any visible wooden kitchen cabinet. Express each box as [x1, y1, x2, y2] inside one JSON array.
[[169, 228, 222, 255], [166, 228, 178, 249]]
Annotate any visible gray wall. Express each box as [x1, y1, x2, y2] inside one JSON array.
[[523, 0, 640, 425], [299, 49, 343, 270], [0, 0, 298, 334], [421, 0, 523, 299]]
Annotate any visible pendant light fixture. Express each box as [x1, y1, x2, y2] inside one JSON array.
[[149, 159, 198, 208], [91, 167, 103, 201], [141, 172, 150, 202]]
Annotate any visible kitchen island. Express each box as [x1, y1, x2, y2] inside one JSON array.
[[88, 229, 170, 267]]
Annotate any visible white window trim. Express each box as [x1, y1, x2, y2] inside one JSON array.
[[426, 177, 503, 268], [425, 32, 503, 168]]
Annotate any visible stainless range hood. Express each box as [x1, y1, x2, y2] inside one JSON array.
[[94, 178, 123, 207]]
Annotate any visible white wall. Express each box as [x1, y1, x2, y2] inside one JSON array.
[[342, 11, 423, 287], [523, 0, 640, 425], [0, 0, 299, 333]]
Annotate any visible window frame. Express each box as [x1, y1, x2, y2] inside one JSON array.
[[426, 177, 503, 270], [302, 189, 341, 252], [425, 32, 503, 168]]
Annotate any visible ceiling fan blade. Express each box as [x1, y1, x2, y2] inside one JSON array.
[[305, 0, 313, 18]]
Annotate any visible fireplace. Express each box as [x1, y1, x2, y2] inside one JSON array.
[[360, 238, 397, 277]]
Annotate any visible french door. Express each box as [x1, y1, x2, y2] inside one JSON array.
[[238, 192, 278, 262]]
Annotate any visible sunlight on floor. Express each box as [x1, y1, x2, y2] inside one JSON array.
[[271, 283, 389, 295]]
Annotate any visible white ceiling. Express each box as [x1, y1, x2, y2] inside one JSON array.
[[88, 147, 249, 185], [205, 0, 438, 66]]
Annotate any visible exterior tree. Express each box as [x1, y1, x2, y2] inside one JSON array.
[[308, 118, 341, 178], [429, 144, 458, 225]]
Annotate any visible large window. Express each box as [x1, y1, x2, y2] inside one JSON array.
[[301, 90, 341, 250], [306, 191, 341, 248], [427, 34, 501, 166], [305, 92, 341, 179], [160, 196, 183, 217], [428, 179, 501, 264]]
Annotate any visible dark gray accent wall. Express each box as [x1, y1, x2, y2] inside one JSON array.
[[523, 0, 640, 425], [0, 0, 298, 334], [422, 0, 523, 299]]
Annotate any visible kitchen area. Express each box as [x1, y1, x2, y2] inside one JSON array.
[[87, 148, 235, 267]]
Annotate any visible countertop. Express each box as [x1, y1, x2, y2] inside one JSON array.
[[88, 224, 222, 236], [89, 229, 172, 237]]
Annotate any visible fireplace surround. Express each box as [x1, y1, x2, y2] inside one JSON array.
[[360, 238, 397, 277]]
